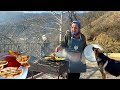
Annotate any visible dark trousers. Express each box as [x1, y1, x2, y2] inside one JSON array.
[[67, 73, 80, 79]]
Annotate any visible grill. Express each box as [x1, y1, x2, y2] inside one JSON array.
[[28, 58, 69, 79]]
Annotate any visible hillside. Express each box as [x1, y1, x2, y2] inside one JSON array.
[[0, 12, 61, 43], [81, 11, 120, 53], [77, 11, 108, 28], [0, 11, 120, 53]]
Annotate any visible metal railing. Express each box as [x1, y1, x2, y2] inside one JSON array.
[[0, 41, 59, 58]]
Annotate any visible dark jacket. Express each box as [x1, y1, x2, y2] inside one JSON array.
[[60, 30, 87, 50]]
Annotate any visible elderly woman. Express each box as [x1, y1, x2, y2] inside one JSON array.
[[55, 20, 87, 79]]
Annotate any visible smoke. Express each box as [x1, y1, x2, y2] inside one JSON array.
[[55, 49, 68, 58], [55, 49, 82, 62]]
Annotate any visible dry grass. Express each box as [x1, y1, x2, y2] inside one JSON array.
[[107, 53, 120, 61], [82, 11, 120, 53]]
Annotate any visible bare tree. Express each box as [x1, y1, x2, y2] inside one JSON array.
[[68, 11, 78, 25], [51, 11, 63, 44]]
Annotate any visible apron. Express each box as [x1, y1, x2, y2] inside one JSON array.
[[66, 34, 86, 73]]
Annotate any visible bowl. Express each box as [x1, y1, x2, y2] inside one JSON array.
[[83, 44, 103, 62]]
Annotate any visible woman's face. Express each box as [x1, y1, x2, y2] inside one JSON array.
[[71, 23, 79, 33]]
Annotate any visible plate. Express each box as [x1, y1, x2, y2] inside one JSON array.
[[0, 66, 28, 79], [83, 44, 103, 62], [0, 55, 28, 79], [0, 67, 23, 78]]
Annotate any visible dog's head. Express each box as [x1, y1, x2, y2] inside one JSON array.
[[92, 47, 104, 57]]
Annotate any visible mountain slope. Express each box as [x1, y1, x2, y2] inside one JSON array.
[[81, 11, 120, 53]]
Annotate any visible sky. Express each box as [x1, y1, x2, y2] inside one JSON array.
[[22, 11, 48, 13], [19, 11, 89, 14], [0, 11, 89, 14]]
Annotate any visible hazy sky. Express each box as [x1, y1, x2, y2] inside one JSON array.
[[20, 11, 89, 13], [0, 11, 89, 14]]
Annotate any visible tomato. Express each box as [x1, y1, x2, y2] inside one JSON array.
[[5, 56, 21, 67]]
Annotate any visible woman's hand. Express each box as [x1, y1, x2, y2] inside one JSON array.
[[55, 45, 63, 52]]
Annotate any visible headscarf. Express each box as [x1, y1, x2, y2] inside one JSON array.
[[71, 20, 81, 36]]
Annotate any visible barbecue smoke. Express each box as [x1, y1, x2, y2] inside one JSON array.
[[55, 49, 82, 62]]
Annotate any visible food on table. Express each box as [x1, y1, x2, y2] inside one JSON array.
[[16, 55, 30, 64], [0, 60, 8, 66], [4, 56, 21, 67], [8, 50, 21, 57], [21, 63, 30, 68], [0, 67, 23, 78]]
